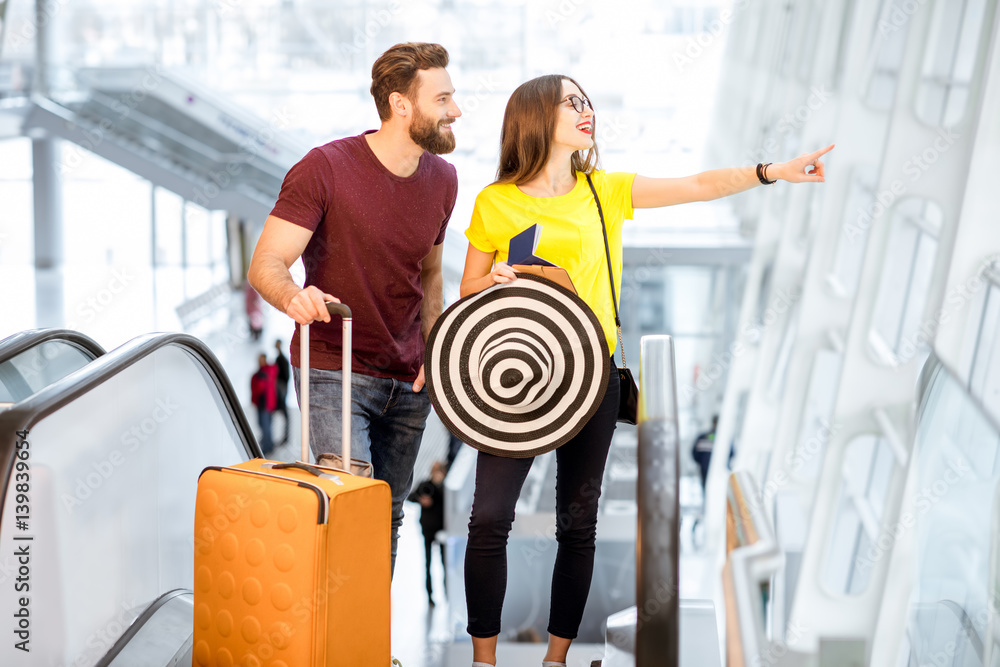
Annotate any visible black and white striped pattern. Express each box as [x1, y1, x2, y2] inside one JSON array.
[[426, 273, 610, 458]]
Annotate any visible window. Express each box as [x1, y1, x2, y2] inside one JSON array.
[[796, 181, 823, 248], [822, 434, 896, 596], [868, 199, 943, 365], [914, 0, 989, 127], [796, 0, 824, 83], [822, 0, 856, 91], [862, 0, 909, 111], [778, 1, 805, 78], [902, 361, 1000, 664], [750, 262, 775, 344], [789, 348, 842, 481], [963, 264, 1000, 421], [766, 303, 800, 403], [828, 165, 878, 299]]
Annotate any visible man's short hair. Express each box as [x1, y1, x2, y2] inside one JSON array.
[[370, 43, 450, 121]]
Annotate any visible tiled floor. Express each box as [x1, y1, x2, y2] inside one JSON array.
[[391, 504, 456, 667]]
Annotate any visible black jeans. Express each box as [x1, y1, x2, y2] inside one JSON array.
[[424, 535, 446, 599], [464, 360, 619, 639]]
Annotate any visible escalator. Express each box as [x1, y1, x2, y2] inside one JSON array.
[[0, 332, 259, 666], [5, 65, 309, 224], [0, 329, 105, 409], [97, 589, 194, 667], [0, 329, 708, 666]]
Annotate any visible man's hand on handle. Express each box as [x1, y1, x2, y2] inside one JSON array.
[[286, 285, 341, 325]]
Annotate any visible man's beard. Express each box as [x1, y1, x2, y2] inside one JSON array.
[[409, 107, 455, 155]]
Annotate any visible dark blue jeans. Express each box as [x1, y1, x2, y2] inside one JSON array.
[[293, 366, 431, 575], [256, 408, 274, 455], [465, 359, 619, 639]]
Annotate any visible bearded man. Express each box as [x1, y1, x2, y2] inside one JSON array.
[[248, 42, 461, 574]]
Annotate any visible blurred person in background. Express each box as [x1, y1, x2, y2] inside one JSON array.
[[273, 338, 290, 446], [408, 460, 448, 607], [691, 414, 720, 493], [250, 352, 277, 455]]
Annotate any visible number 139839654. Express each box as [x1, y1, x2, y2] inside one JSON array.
[[13, 430, 31, 531]]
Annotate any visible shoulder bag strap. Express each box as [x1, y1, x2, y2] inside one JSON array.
[[585, 173, 627, 368]]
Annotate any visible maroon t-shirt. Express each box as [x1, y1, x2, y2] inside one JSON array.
[[271, 131, 458, 380]]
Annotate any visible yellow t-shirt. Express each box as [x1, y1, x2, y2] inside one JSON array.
[[465, 169, 637, 354]]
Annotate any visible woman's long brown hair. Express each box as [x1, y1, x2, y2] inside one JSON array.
[[494, 74, 600, 185]]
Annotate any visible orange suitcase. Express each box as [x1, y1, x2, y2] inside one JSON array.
[[193, 303, 391, 666]]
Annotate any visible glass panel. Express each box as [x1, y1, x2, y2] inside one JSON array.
[[637, 281, 666, 332], [797, 0, 824, 83], [945, 86, 971, 128], [824, 435, 897, 596], [917, 81, 949, 127], [827, 0, 856, 91], [184, 202, 213, 267], [970, 284, 1000, 421], [871, 215, 921, 353], [154, 188, 184, 266], [742, 5, 763, 61], [791, 349, 843, 481], [210, 211, 227, 266], [731, 391, 750, 463], [0, 342, 96, 404], [869, 200, 943, 364], [752, 263, 775, 343], [779, 2, 804, 77], [903, 363, 1000, 666], [0, 345, 248, 666], [796, 184, 822, 247], [956, 279, 992, 383], [767, 303, 800, 403], [897, 231, 940, 358], [954, 0, 987, 82], [620, 263, 740, 426], [823, 434, 881, 595], [863, 0, 908, 111], [915, 0, 988, 127], [867, 438, 896, 524], [830, 166, 878, 298], [926, 0, 966, 80]]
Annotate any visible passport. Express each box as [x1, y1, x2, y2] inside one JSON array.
[[507, 224, 557, 267]]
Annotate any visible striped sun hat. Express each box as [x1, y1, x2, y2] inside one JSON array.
[[426, 273, 610, 458]]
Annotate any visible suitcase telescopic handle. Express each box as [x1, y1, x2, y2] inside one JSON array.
[[300, 301, 352, 469], [325, 302, 352, 320]]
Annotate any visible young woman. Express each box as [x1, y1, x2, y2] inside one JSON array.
[[459, 74, 831, 667]]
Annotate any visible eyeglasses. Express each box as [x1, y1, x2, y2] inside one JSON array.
[[563, 95, 593, 114]]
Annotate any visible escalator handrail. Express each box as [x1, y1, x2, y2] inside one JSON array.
[[0, 332, 261, 521], [95, 588, 193, 667], [80, 88, 285, 179], [636, 335, 681, 666], [0, 328, 106, 362], [919, 351, 1000, 435]]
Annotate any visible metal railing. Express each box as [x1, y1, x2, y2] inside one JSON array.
[[635, 335, 681, 666]]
